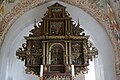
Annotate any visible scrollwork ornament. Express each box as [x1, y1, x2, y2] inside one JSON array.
[[81, 67, 89, 74]]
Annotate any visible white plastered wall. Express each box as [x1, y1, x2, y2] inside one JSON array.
[[0, 1, 116, 80]]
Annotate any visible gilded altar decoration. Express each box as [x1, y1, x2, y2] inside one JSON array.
[[16, 2, 98, 80]]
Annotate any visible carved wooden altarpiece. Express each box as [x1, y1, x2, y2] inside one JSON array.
[[16, 2, 98, 80]]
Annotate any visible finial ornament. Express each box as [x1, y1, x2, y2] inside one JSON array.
[[77, 18, 80, 27], [34, 18, 37, 28]]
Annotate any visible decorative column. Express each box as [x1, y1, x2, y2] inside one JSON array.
[[68, 20, 71, 34], [49, 51, 51, 64], [26, 41, 31, 65], [46, 21, 49, 35], [46, 42, 49, 64], [42, 41, 45, 64], [44, 21, 46, 33], [65, 42, 68, 64], [65, 20, 68, 35], [69, 42, 72, 64], [83, 40, 88, 64]]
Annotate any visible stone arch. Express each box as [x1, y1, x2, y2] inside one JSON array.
[[0, 0, 115, 80], [49, 43, 65, 52]]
